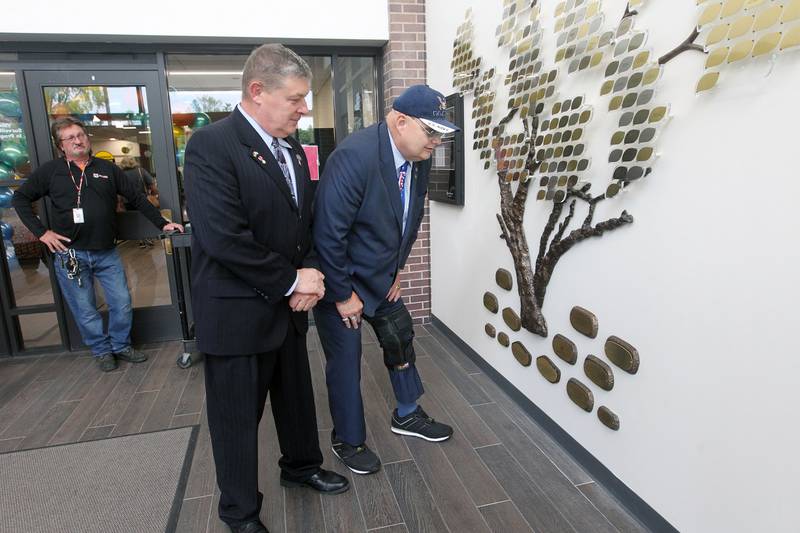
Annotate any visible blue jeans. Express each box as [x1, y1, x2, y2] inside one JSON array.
[[53, 248, 132, 357]]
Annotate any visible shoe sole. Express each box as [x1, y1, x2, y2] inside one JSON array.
[[331, 446, 381, 475], [279, 479, 350, 494], [390, 426, 452, 442]]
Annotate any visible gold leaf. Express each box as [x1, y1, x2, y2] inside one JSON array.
[[783, 0, 800, 24], [727, 15, 754, 39], [752, 32, 781, 57], [720, 0, 746, 19], [698, 2, 724, 27], [696, 71, 720, 93], [754, 4, 781, 31], [705, 46, 729, 68], [781, 25, 800, 50], [727, 39, 753, 62]]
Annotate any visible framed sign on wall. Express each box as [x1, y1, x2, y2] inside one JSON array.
[[428, 93, 465, 206]]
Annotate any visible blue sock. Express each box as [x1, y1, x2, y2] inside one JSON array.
[[397, 401, 417, 417]]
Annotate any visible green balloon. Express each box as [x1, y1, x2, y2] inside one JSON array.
[[192, 113, 211, 128], [0, 142, 28, 168], [0, 92, 21, 118], [0, 161, 14, 181]]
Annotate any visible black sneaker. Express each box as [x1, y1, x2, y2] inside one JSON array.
[[391, 406, 453, 442], [114, 347, 147, 363], [331, 432, 381, 475], [96, 354, 118, 372]]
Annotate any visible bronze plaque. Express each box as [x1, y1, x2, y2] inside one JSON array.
[[584, 355, 614, 391], [483, 292, 499, 314], [598, 406, 620, 431], [566, 378, 594, 412], [536, 355, 560, 383], [570, 306, 598, 338], [552, 333, 577, 364], [485, 323, 496, 338], [502, 307, 522, 332], [498, 332, 510, 347], [511, 341, 532, 367], [604, 335, 640, 374], [495, 268, 514, 290]]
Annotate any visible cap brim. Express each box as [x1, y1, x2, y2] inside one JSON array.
[[419, 118, 459, 133]]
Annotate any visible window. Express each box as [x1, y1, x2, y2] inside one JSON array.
[[166, 53, 335, 220]]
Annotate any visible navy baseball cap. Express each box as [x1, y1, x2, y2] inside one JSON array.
[[392, 84, 459, 134]]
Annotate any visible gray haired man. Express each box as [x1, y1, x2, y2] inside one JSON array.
[[183, 43, 348, 533]]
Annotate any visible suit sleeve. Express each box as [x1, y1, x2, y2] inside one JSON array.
[[184, 128, 296, 301], [313, 147, 364, 303]]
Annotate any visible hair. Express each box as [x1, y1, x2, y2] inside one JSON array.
[[241, 44, 312, 99], [51, 116, 87, 154], [118, 156, 137, 170]]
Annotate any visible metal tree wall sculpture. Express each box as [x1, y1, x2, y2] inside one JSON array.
[[454, 0, 799, 338]]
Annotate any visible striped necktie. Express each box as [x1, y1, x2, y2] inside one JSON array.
[[271, 137, 296, 205]]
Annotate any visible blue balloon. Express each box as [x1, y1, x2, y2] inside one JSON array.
[[0, 187, 12, 208], [4, 242, 18, 270], [0, 161, 14, 181], [0, 92, 21, 118], [0, 221, 12, 241], [0, 142, 28, 169]]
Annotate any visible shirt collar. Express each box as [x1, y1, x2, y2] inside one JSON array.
[[387, 128, 411, 172], [238, 104, 293, 150]]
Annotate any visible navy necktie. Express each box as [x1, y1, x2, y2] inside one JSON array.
[[271, 137, 296, 205]]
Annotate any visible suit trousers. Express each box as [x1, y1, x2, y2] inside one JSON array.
[[204, 321, 323, 527], [314, 298, 424, 447]]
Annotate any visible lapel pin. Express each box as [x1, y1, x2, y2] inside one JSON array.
[[251, 151, 266, 165], [295, 153, 303, 165]]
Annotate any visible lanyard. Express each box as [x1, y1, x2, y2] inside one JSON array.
[[65, 159, 86, 207]]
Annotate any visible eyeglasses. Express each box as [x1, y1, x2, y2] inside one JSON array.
[[60, 132, 88, 143], [413, 117, 451, 140]]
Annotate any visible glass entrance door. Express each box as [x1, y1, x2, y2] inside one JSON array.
[[22, 70, 180, 350]]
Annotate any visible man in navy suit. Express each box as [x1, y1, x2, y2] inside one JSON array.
[[183, 44, 348, 533], [313, 85, 458, 475]]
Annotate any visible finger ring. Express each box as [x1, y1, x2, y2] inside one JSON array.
[[341, 318, 349, 322], [395, 285, 400, 289]]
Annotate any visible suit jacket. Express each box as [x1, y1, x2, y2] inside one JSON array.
[[183, 107, 317, 355], [314, 121, 431, 316]]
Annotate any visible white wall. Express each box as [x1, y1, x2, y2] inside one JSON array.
[[426, 1, 800, 532], [0, 1, 388, 45]]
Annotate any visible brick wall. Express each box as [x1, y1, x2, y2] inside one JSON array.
[[383, 0, 431, 324]]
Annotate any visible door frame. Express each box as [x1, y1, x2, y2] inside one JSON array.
[[20, 68, 181, 349]]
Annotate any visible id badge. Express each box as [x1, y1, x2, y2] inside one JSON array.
[[72, 208, 85, 224]]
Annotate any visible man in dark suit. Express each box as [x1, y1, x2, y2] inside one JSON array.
[[183, 44, 348, 533], [313, 85, 458, 475]]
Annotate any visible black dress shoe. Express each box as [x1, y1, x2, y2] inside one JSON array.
[[228, 520, 268, 533], [280, 468, 349, 494]]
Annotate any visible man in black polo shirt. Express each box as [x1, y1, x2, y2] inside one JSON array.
[[12, 117, 183, 371]]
